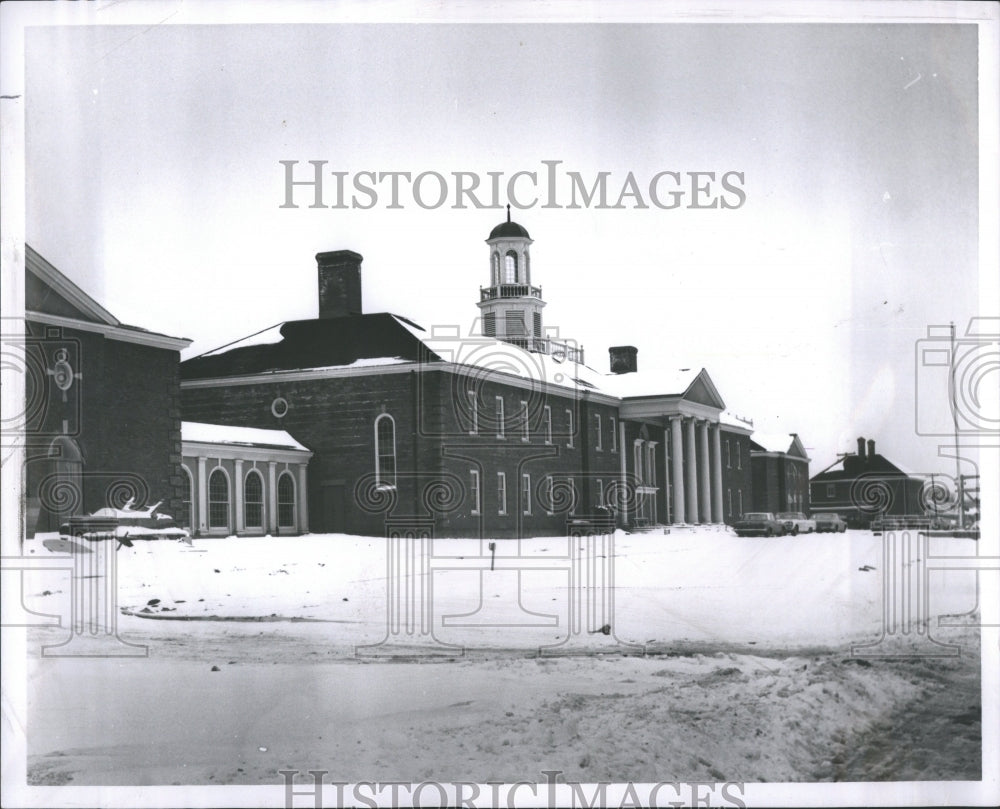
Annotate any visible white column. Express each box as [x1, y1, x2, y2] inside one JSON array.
[[234, 459, 245, 535], [196, 456, 208, 535], [267, 461, 278, 535], [670, 417, 685, 523], [684, 418, 698, 523], [297, 463, 309, 533], [698, 420, 711, 523], [711, 424, 724, 523]]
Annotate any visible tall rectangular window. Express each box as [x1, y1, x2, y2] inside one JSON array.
[[566, 408, 574, 448], [483, 312, 496, 337], [738, 490, 743, 515], [522, 474, 532, 515], [495, 396, 505, 438], [468, 390, 478, 435], [595, 413, 603, 451], [736, 443, 742, 470], [521, 400, 530, 442], [497, 472, 507, 515], [634, 442, 643, 484], [596, 479, 604, 507], [647, 446, 656, 487], [543, 406, 552, 444], [470, 470, 481, 515], [725, 439, 731, 468], [546, 475, 554, 514], [533, 311, 542, 338], [375, 415, 396, 487], [727, 488, 733, 517], [568, 477, 577, 514], [826, 484, 835, 498], [610, 417, 617, 452]]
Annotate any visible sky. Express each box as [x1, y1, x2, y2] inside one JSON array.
[[18, 6, 993, 477]]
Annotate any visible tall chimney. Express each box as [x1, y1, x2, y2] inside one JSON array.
[[856, 436, 866, 460], [316, 250, 363, 319], [867, 438, 876, 458], [609, 346, 638, 375]]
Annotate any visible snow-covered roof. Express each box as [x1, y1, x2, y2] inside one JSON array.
[[182, 422, 310, 452], [194, 323, 286, 358], [751, 431, 795, 454], [720, 410, 755, 430], [599, 366, 701, 399]]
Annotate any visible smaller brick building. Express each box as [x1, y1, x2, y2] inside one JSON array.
[[749, 432, 811, 515], [809, 437, 925, 528], [23, 246, 191, 536]]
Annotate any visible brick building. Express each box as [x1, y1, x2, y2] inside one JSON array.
[[809, 437, 925, 528], [23, 246, 191, 535], [180, 216, 755, 538], [720, 412, 755, 524], [749, 432, 811, 515]]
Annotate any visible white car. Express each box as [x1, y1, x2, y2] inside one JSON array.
[[776, 511, 816, 535]]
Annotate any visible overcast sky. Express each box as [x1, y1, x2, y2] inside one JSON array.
[[21, 11, 989, 475]]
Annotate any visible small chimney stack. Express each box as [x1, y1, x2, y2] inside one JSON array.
[[867, 438, 876, 458], [609, 346, 638, 375], [317, 250, 363, 319], [856, 436, 866, 460]]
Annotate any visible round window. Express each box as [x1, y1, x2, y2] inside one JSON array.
[[271, 397, 289, 418]]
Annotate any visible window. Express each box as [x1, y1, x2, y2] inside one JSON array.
[[468, 390, 478, 435], [208, 469, 230, 530], [566, 409, 574, 448], [505, 251, 518, 283], [543, 406, 552, 444], [483, 312, 496, 337], [522, 474, 532, 515], [470, 470, 481, 515], [596, 479, 604, 507], [634, 442, 643, 484], [738, 490, 744, 515], [546, 475, 554, 514], [568, 477, 577, 514], [595, 414, 603, 451], [491, 252, 500, 286], [736, 443, 742, 470], [497, 472, 507, 515], [180, 465, 193, 530], [727, 488, 733, 517], [521, 400, 529, 441], [505, 310, 526, 336], [244, 470, 264, 529], [495, 396, 505, 438], [647, 445, 656, 487], [375, 414, 396, 487], [610, 417, 617, 452], [826, 484, 835, 498], [533, 311, 542, 338], [726, 439, 731, 468], [277, 472, 295, 528]]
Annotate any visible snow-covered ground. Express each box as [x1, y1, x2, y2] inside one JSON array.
[[19, 527, 984, 795]]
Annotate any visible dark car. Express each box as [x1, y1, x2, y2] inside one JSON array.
[[814, 513, 847, 533], [733, 512, 785, 537]]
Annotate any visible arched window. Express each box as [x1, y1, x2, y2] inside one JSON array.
[[505, 251, 518, 283], [277, 472, 296, 529], [374, 414, 396, 487], [491, 252, 500, 286], [244, 470, 264, 529], [208, 469, 230, 530], [181, 464, 194, 530]]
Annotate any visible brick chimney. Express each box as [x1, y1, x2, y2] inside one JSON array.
[[856, 436, 866, 461], [317, 250, 363, 319], [867, 438, 876, 458], [609, 346, 638, 375]]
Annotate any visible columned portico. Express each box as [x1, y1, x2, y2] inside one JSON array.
[[684, 418, 698, 522], [670, 416, 685, 523], [711, 424, 724, 523], [698, 420, 711, 523]]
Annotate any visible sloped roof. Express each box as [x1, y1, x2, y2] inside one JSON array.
[[751, 432, 810, 460], [182, 421, 310, 452], [811, 452, 921, 482]]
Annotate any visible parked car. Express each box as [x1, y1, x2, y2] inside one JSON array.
[[814, 512, 847, 533], [734, 512, 785, 537], [776, 512, 816, 535]]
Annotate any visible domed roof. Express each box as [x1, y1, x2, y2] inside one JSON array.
[[488, 206, 530, 240]]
